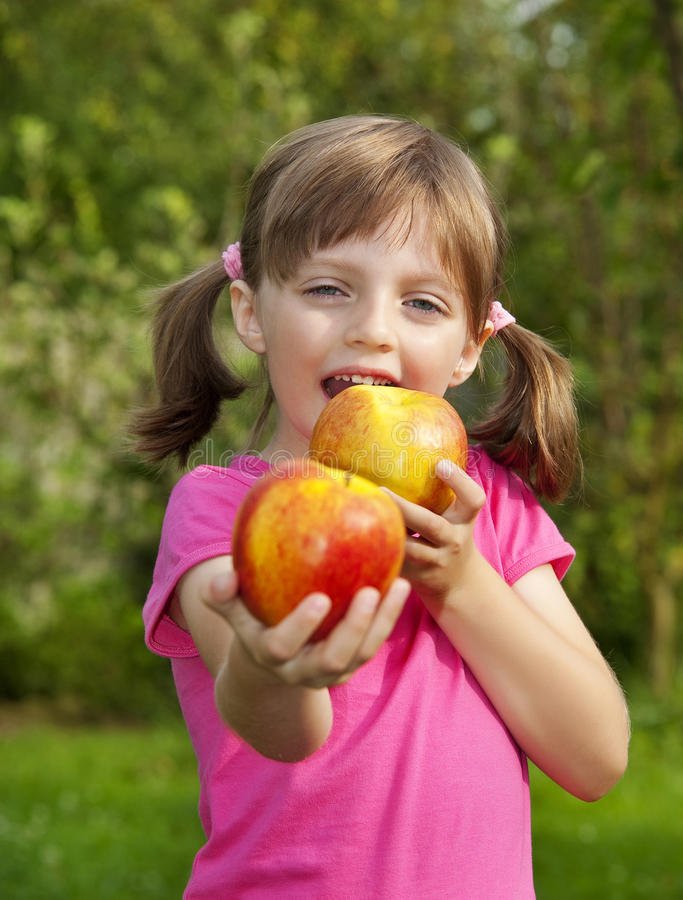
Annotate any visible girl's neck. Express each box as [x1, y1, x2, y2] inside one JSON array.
[[258, 422, 310, 464]]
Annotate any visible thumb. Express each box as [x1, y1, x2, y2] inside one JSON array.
[[205, 571, 240, 611]]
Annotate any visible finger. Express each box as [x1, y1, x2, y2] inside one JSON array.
[[317, 587, 382, 666], [315, 578, 412, 675], [323, 578, 412, 685], [260, 593, 333, 661], [223, 592, 333, 667], [435, 460, 486, 521], [204, 574, 277, 645], [204, 571, 240, 613], [403, 535, 442, 565], [212, 594, 265, 640], [382, 487, 441, 534], [353, 577, 411, 658], [382, 494, 458, 558], [300, 586, 387, 679]]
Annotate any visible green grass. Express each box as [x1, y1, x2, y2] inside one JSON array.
[[0, 718, 203, 899], [531, 720, 683, 898], [1, 711, 681, 898]]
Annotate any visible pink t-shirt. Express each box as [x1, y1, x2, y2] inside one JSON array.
[[144, 449, 574, 899]]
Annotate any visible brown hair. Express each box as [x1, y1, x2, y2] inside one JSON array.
[[132, 114, 579, 500]]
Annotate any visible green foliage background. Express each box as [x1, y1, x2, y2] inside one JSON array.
[[1, 0, 681, 718]]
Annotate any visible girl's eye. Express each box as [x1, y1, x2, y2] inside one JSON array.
[[406, 297, 445, 315], [305, 284, 343, 297]]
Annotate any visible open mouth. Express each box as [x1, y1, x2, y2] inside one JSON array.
[[322, 374, 398, 399]]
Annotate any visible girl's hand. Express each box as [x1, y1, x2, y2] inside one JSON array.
[[205, 572, 411, 690], [386, 459, 487, 607]]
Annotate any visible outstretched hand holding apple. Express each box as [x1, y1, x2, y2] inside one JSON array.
[[204, 570, 411, 691], [221, 459, 412, 688], [232, 461, 407, 638]]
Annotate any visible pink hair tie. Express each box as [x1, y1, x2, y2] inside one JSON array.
[[488, 300, 516, 335], [222, 242, 244, 280]]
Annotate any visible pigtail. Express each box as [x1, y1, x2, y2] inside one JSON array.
[[131, 261, 248, 466], [469, 324, 581, 502]]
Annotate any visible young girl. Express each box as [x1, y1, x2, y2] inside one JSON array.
[[134, 115, 629, 899]]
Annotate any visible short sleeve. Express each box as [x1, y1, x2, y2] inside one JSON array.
[[142, 460, 268, 658], [469, 449, 575, 585]]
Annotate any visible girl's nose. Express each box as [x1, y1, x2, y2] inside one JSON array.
[[344, 299, 396, 352]]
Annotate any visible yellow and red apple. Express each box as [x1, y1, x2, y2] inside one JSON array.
[[232, 459, 405, 641], [309, 385, 468, 514]]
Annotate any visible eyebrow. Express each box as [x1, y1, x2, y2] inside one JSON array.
[[299, 254, 357, 271], [402, 270, 455, 291]]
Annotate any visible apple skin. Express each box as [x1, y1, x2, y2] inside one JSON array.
[[232, 459, 406, 641], [309, 385, 468, 514]]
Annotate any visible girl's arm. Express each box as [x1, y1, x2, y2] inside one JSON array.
[[174, 555, 410, 761], [390, 461, 630, 802]]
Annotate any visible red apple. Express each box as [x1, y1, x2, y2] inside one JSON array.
[[232, 459, 406, 641], [309, 385, 468, 514]]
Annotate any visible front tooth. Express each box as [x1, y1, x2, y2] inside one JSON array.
[[335, 374, 394, 386]]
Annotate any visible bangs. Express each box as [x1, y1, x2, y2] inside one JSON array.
[[265, 180, 438, 282], [258, 135, 438, 280]]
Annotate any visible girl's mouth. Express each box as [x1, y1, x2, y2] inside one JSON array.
[[322, 374, 397, 399]]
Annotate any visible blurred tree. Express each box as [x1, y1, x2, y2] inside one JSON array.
[[478, 0, 683, 694]]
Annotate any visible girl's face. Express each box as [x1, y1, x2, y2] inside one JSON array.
[[231, 213, 491, 459]]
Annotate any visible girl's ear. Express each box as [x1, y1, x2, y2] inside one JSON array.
[[448, 320, 494, 387], [230, 281, 266, 354]]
